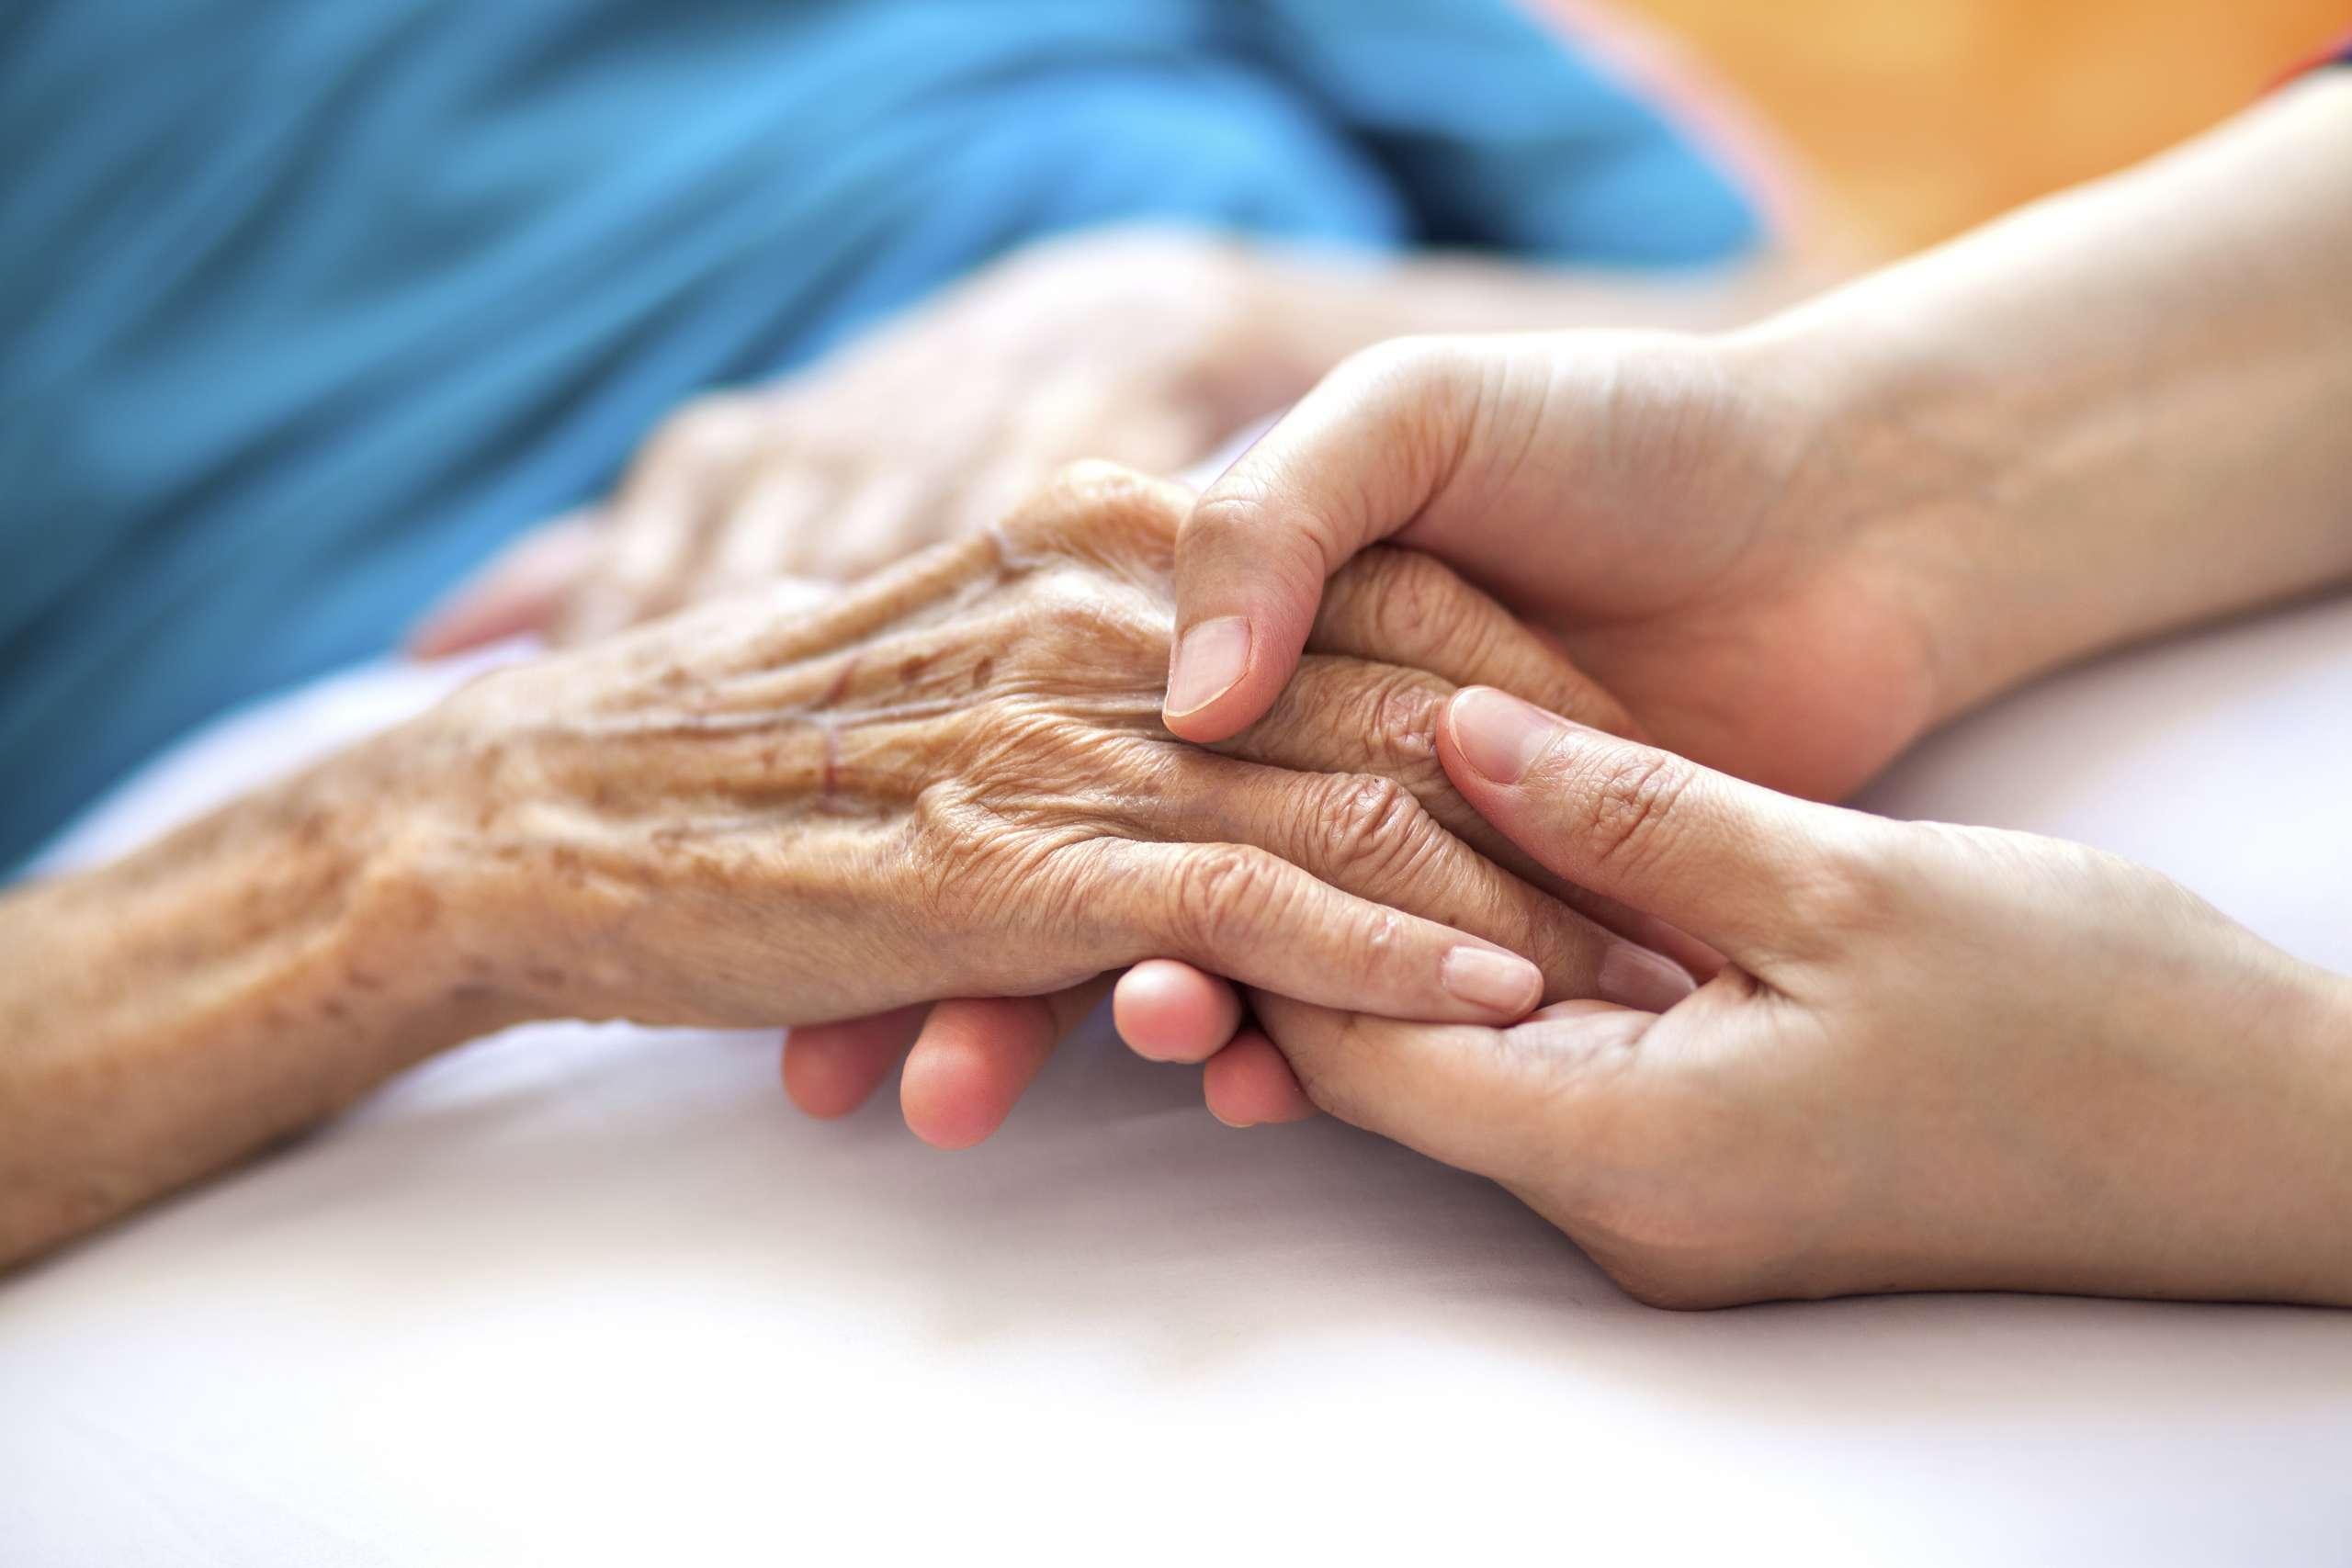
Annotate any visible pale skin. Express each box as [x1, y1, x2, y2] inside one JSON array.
[[0, 466, 1681, 1271], [794, 74, 2352, 1183], [1101, 75, 2352, 1303]]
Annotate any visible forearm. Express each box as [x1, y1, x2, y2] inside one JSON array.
[[0, 730, 521, 1269], [2245, 963, 2352, 1304], [1751, 74, 2352, 718]]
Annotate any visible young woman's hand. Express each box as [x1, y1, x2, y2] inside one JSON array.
[[1225, 689, 2352, 1308]]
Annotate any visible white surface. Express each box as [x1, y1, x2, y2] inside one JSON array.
[[5, 598, 2350, 1566]]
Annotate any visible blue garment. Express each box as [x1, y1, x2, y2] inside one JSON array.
[[0, 0, 1758, 871]]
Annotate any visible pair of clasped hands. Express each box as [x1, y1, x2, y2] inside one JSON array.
[[427, 323, 2350, 1310]]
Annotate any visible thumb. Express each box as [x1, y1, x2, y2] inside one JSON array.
[[1249, 990, 1648, 1182], [1437, 687, 1869, 965], [1163, 338, 1485, 741], [408, 512, 600, 659]]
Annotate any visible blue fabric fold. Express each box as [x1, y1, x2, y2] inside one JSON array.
[[0, 0, 1758, 870]]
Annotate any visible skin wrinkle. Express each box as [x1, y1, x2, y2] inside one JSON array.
[[4, 459, 1679, 1268]]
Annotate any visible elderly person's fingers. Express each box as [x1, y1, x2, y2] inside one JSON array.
[[558, 393, 765, 643], [695, 463, 839, 596], [1113, 959, 1243, 1063], [1147, 753, 1682, 1010], [1200, 1030, 1317, 1128], [899, 978, 1114, 1149], [1108, 963, 1317, 1129], [1112, 965, 1317, 1129], [408, 512, 602, 659], [1091, 838, 1543, 1024], [1313, 547, 1638, 739], [1222, 659, 1720, 985], [782, 1004, 929, 1119]]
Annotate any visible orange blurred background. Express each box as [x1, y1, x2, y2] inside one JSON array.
[[1614, 0, 2346, 256]]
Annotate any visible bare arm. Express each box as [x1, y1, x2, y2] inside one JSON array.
[[0, 730, 518, 1266], [1748, 73, 2352, 719], [1, 467, 1659, 1270]]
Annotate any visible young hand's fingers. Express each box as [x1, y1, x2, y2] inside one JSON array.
[[1227, 644, 1720, 983], [1145, 754, 1689, 1011], [1114, 960, 1244, 1064], [407, 512, 600, 659], [1100, 839, 1543, 1025], [1164, 339, 1486, 742], [1438, 688, 1869, 965], [1312, 547, 1639, 739], [1247, 989, 1653, 1180], [899, 976, 1114, 1150], [1201, 1030, 1317, 1128], [1203, 668, 1699, 1010], [781, 1004, 928, 1119]]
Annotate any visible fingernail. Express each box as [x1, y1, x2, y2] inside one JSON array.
[[1441, 945, 1544, 1018], [1166, 616, 1251, 716], [1598, 945, 1697, 1012], [1450, 688, 1566, 784], [1209, 1108, 1254, 1130]]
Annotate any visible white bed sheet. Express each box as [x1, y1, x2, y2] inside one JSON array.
[[4, 595, 2348, 1566]]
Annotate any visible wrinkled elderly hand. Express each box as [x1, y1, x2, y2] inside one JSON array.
[[404, 467, 1672, 1077], [413, 231, 1311, 656]]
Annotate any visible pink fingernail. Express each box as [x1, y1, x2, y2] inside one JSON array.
[[1166, 616, 1251, 716], [1450, 688, 1566, 784], [1598, 945, 1697, 1012], [1441, 946, 1544, 1017]]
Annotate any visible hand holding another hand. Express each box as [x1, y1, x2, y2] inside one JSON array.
[[398, 466, 1681, 1144], [1230, 689, 2352, 1308]]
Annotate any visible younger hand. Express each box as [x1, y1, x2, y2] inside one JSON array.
[[1161, 329, 1951, 803], [1231, 689, 2352, 1307]]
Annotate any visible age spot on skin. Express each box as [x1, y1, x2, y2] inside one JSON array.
[[971, 656, 995, 692]]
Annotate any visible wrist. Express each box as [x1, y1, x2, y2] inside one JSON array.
[[1724, 304, 2088, 727]]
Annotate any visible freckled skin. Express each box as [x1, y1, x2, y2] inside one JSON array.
[[0, 463, 1633, 1269]]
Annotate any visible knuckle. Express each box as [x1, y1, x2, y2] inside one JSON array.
[[1188, 475, 1330, 587], [1043, 457, 1147, 502], [1002, 461, 1188, 559], [1184, 482, 1272, 550], [1562, 748, 1693, 880], [1358, 547, 1471, 649], [1170, 844, 1283, 956], [1365, 671, 1446, 770], [1315, 773, 1429, 884]]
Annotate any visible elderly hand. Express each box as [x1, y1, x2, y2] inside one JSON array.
[[411, 230, 1314, 656], [403, 467, 1678, 1069], [1233, 689, 2352, 1307]]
